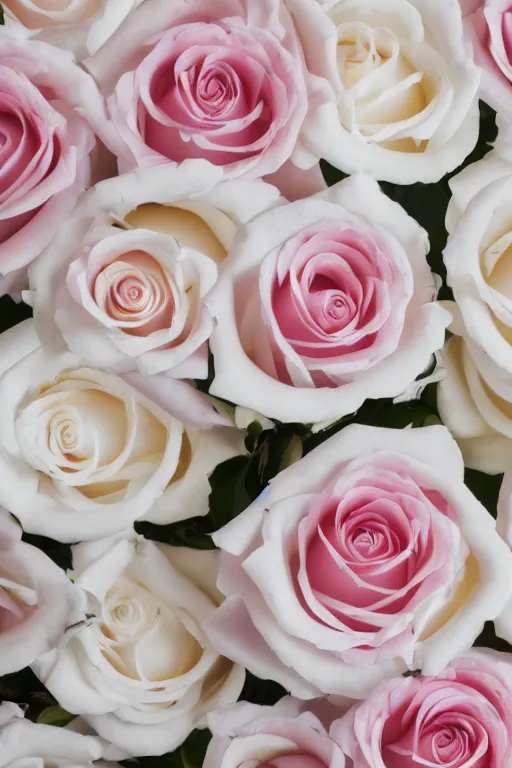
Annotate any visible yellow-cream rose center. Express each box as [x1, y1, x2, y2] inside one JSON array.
[[332, 12, 432, 154], [100, 577, 202, 682], [17, 368, 172, 502]]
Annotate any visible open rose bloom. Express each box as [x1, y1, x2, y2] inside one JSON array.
[[288, 0, 481, 184], [207, 174, 449, 423], [0, 31, 108, 295], [334, 649, 512, 767], [34, 532, 245, 757], [439, 149, 512, 472], [206, 424, 512, 699], [29, 161, 280, 380], [204, 698, 347, 768], [83, 0, 327, 193], [0, 320, 244, 542]]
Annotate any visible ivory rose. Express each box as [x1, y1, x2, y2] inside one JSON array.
[[288, 0, 481, 184], [3, 0, 144, 59], [206, 174, 449, 424], [83, 0, 327, 194], [34, 531, 245, 757], [205, 424, 512, 699], [204, 698, 346, 768], [0, 319, 243, 543], [0, 31, 107, 295], [29, 161, 280, 380], [0, 509, 88, 675], [437, 302, 512, 474], [0, 702, 116, 767], [443, 149, 512, 462], [333, 649, 512, 768], [460, 0, 512, 119]]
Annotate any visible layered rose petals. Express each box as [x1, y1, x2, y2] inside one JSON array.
[[335, 649, 512, 767], [208, 174, 449, 423], [205, 425, 512, 699]]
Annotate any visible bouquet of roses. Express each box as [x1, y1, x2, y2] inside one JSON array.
[[2, 0, 512, 766]]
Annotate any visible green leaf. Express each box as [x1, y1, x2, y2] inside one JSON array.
[[464, 469, 503, 519], [208, 454, 256, 530], [0, 4, 4, 25], [36, 706, 76, 727]]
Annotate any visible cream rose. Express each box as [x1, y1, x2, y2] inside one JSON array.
[[441, 148, 512, 473], [33, 531, 245, 757], [4, 0, 145, 59], [0, 319, 244, 543], [288, 0, 481, 184], [29, 161, 280, 380]]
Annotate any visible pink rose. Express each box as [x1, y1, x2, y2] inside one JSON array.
[[334, 649, 512, 768], [205, 424, 512, 699], [204, 699, 346, 768], [29, 161, 280, 379], [461, 0, 512, 117], [83, 0, 327, 197], [206, 174, 450, 424], [0, 31, 109, 295], [0, 509, 87, 675]]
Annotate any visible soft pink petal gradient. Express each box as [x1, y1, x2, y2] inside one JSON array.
[[0, 32, 101, 295], [462, 0, 512, 117], [334, 649, 512, 768], [85, 0, 326, 191]]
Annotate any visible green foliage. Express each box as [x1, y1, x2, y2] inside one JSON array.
[[36, 706, 76, 727], [0, 4, 4, 25]]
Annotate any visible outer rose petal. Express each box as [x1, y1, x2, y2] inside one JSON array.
[[206, 424, 512, 699], [5, 0, 145, 60], [0, 509, 88, 676], [0, 701, 115, 766], [207, 174, 449, 424]]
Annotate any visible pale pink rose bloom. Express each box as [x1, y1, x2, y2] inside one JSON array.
[[29, 161, 281, 380], [3, 0, 144, 60], [460, 0, 512, 118], [333, 649, 512, 768], [0, 509, 88, 675], [83, 0, 328, 199], [0, 30, 112, 296], [206, 174, 450, 424], [205, 424, 512, 699], [204, 698, 346, 768]]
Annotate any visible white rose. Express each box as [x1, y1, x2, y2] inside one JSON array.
[[0, 319, 244, 543], [4, 0, 144, 59], [440, 147, 512, 471], [29, 161, 281, 381], [288, 0, 481, 184], [0, 702, 115, 768], [0, 510, 88, 674], [206, 173, 449, 423], [33, 532, 245, 758]]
